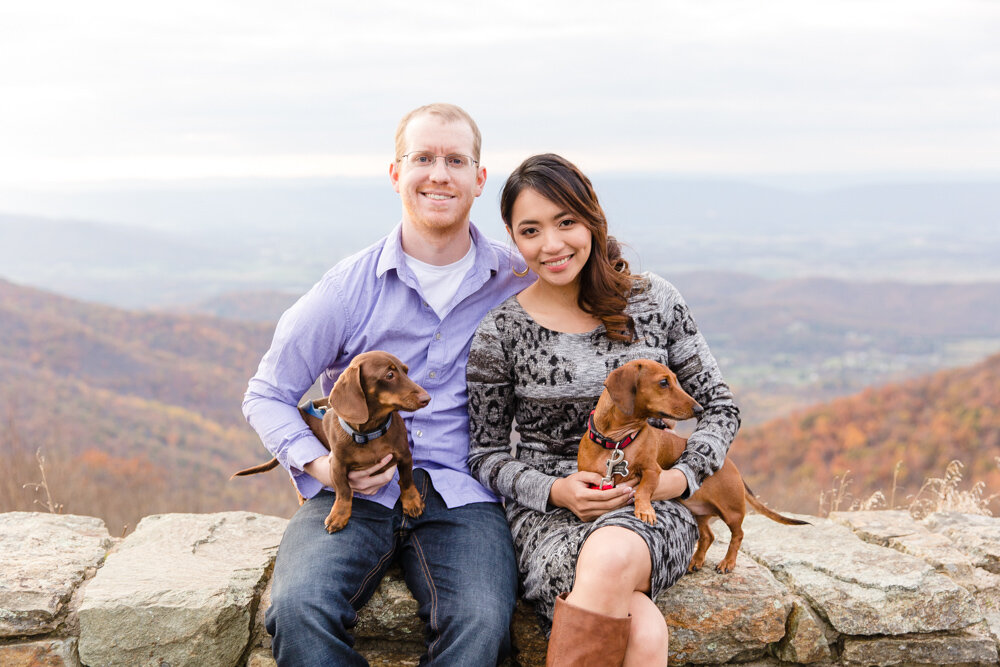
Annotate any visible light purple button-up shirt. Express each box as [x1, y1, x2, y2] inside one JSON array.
[[242, 221, 532, 509]]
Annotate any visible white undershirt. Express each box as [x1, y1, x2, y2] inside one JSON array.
[[404, 238, 477, 319]]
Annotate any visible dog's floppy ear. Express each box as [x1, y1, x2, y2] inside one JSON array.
[[331, 360, 370, 424], [604, 362, 640, 416]]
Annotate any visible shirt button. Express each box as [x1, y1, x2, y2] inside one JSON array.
[[429, 371, 437, 378], [435, 332, 442, 340], [416, 430, 423, 437]]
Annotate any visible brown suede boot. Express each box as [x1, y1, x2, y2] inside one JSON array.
[[545, 592, 631, 667]]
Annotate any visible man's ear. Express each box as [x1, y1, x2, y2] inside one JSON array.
[[604, 362, 640, 416], [474, 165, 487, 197], [331, 360, 370, 424], [389, 161, 401, 193]]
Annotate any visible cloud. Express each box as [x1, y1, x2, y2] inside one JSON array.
[[1, 0, 998, 185]]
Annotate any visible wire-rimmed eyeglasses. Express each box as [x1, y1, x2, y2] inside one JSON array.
[[399, 151, 479, 170]]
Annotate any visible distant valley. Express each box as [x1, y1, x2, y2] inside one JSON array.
[[2, 176, 998, 308]]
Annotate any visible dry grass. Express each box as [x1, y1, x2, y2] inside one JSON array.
[[22, 449, 64, 514], [908, 459, 1000, 519], [1, 424, 208, 537], [820, 458, 1000, 518]]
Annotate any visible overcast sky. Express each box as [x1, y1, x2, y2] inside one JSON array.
[[1, 0, 998, 188]]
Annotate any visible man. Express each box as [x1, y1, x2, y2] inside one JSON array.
[[242, 103, 533, 666]]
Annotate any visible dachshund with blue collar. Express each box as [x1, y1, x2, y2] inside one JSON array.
[[233, 350, 430, 533]]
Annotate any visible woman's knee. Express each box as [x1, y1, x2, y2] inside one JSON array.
[[576, 526, 651, 586]]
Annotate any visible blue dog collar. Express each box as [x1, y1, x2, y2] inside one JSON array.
[[338, 415, 393, 445], [303, 400, 392, 445], [303, 401, 327, 419]]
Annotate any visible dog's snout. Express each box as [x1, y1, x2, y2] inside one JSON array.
[[693, 402, 704, 416]]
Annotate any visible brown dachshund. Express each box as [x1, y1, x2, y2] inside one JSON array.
[[578, 359, 807, 573], [233, 350, 430, 533]]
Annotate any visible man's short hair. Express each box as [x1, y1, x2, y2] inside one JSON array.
[[394, 103, 482, 163]]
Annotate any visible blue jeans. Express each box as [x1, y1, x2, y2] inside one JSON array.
[[265, 469, 518, 666]]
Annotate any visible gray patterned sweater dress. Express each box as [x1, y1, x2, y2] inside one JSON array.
[[466, 272, 740, 627]]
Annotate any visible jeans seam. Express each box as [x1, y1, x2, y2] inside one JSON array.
[[349, 546, 396, 608], [411, 533, 441, 662]]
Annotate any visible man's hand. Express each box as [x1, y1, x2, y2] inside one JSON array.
[[348, 454, 397, 495], [304, 454, 397, 496], [549, 472, 635, 522]]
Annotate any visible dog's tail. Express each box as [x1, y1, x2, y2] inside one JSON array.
[[743, 481, 810, 526], [231, 457, 281, 479]]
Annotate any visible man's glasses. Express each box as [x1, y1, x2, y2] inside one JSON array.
[[399, 152, 479, 170]]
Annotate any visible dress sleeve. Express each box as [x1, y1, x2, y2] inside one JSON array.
[[653, 277, 742, 498], [467, 310, 559, 512]]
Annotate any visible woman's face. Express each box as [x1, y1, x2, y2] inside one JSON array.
[[508, 187, 593, 289]]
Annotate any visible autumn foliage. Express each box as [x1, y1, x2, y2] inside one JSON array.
[[0, 279, 298, 533], [732, 352, 1000, 516]]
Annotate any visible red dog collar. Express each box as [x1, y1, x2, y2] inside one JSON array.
[[586, 411, 637, 449]]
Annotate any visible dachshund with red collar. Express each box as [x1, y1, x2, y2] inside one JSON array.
[[578, 359, 807, 573]]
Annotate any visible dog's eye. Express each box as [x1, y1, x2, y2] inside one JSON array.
[[386, 371, 395, 380], [659, 378, 670, 388]]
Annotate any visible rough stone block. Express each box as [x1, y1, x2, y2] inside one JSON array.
[[0, 637, 79, 667], [0, 512, 112, 638], [773, 597, 833, 664], [831, 510, 978, 580], [354, 639, 423, 666], [841, 626, 999, 666], [510, 598, 546, 667], [739, 514, 982, 636], [923, 512, 1000, 574], [660, 542, 792, 665], [246, 647, 276, 667], [77, 512, 285, 667], [353, 565, 423, 643]]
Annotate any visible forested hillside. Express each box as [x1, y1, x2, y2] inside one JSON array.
[[733, 351, 1000, 515], [0, 279, 294, 532]]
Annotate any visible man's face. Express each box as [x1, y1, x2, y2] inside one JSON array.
[[390, 114, 486, 236]]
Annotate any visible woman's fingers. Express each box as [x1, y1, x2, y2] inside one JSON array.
[[574, 484, 634, 521]]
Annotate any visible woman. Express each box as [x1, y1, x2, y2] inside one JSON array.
[[466, 154, 740, 666]]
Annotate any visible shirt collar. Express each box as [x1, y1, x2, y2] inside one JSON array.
[[376, 220, 500, 279]]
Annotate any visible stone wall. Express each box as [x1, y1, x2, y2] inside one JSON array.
[[2, 509, 998, 666]]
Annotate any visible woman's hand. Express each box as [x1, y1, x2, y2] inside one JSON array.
[[550, 471, 636, 522], [304, 454, 397, 496], [651, 468, 688, 501]]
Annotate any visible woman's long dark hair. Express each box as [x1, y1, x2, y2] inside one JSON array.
[[500, 153, 639, 343]]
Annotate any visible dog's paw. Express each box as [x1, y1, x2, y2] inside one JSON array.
[[324, 513, 349, 533], [400, 486, 425, 518], [714, 560, 736, 574], [635, 506, 657, 525], [687, 555, 706, 572], [402, 497, 425, 518]]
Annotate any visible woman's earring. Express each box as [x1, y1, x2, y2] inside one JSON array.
[[512, 265, 530, 277]]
